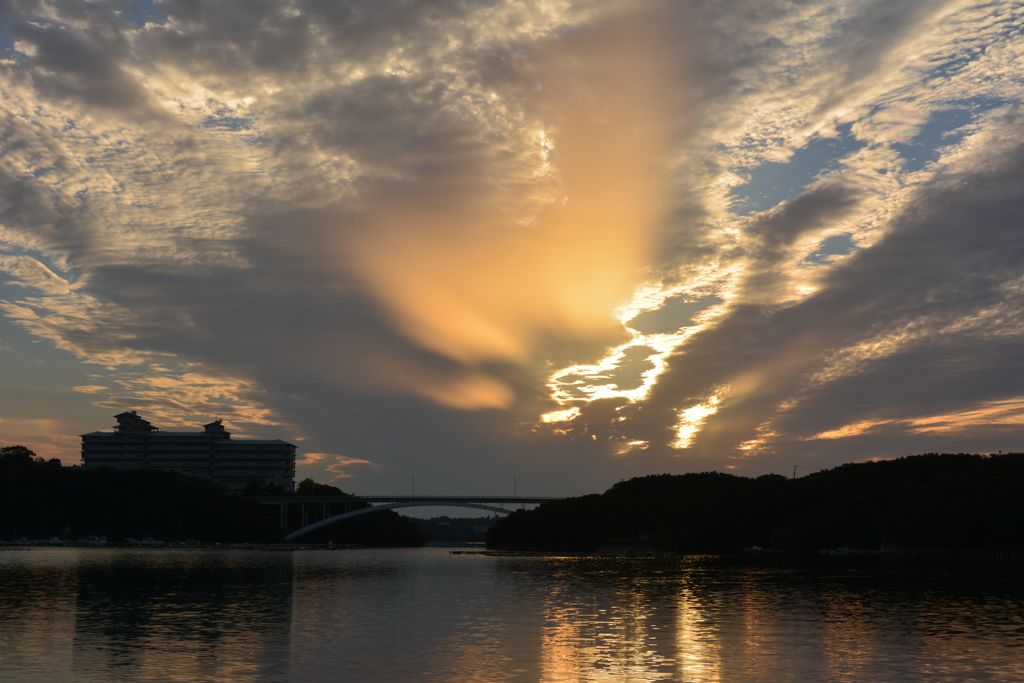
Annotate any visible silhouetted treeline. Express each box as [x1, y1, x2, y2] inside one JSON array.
[[486, 453, 1024, 553], [0, 445, 62, 471], [0, 466, 281, 542], [0, 463, 425, 546]]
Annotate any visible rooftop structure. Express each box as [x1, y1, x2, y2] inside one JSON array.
[[81, 411, 296, 492]]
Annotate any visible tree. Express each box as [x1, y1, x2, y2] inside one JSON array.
[[241, 480, 288, 496], [296, 477, 346, 496], [0, 446, 37, 471]]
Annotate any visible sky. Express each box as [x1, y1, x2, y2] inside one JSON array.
[[1, 0, 1023, 498]]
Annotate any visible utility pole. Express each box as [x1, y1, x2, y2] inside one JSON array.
[[514, 476, 517, 499], [793, 466, 818, 479], [412, 475, 415, 497]]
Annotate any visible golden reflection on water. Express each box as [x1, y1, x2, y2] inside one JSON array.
[[819, 589, 883, 680], [531, 557, 1024, 683], [540, 568, 678, 682], [674, 587, 720, 683], [3, 549, 1024, 682]]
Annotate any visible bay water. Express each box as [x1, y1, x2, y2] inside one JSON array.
[[1, 547, 1021, 682]]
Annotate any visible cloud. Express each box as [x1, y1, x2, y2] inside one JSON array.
[[296, 452, 329, 465], [328, 3, 675, 407], [908, 397, 1024, 435], [1, 0, 1023, 491], [71, 385, 106, 394], [3, 0, 675, 407], [0, 256, 75, 295], [298, 453, 375, 481], [10, 19, 168, 122], [631, 107, 1024, 465], [325, 458, 373, 481]]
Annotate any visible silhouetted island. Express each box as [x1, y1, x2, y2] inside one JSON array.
[[486, 453, 1024, 555]]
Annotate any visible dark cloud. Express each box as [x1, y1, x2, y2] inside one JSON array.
[[750, 181, 860, 251], [9, 19, 169, 123]]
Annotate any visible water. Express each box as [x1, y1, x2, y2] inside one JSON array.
[[1, 547, 1022, 682]]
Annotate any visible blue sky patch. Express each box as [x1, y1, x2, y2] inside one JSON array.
[[730, 124, 866, 215], [892, 103, 995, 173], [805, 233, 855, 265]]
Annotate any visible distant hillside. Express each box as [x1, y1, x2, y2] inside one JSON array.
[[486, 453, 1024, 553], [409, 515, 498, 543]]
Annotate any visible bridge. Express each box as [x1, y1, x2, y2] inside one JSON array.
[[256, 495, 563, 542]]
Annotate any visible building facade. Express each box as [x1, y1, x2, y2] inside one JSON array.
[[81, 411, 296, 492]]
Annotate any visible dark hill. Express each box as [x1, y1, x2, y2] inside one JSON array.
[[486, 453, 1024, 553]]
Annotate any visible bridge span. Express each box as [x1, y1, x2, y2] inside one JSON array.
[[256, 495, 563, 542]]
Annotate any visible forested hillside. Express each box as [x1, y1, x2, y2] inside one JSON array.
[[486, 453, 1024, 553]]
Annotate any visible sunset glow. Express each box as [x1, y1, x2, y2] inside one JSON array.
[[672, 393, 725, 450], [1, 0, 1023, 487]]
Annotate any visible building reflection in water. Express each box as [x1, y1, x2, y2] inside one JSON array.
[[0, 549, 80, 680], [70, 549, 293, 681], [287, 550, 546, 681]]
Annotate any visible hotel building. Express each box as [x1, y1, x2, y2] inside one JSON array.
[[81, 411, 296, 492]]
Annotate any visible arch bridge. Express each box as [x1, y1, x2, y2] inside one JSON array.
[[256, 495, 562, 542]]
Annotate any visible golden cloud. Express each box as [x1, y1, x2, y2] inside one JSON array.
[[345, 5, 673, 409], [72, 385, 108, 394]]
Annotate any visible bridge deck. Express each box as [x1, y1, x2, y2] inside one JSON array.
[[256, 495, 563, 505]]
